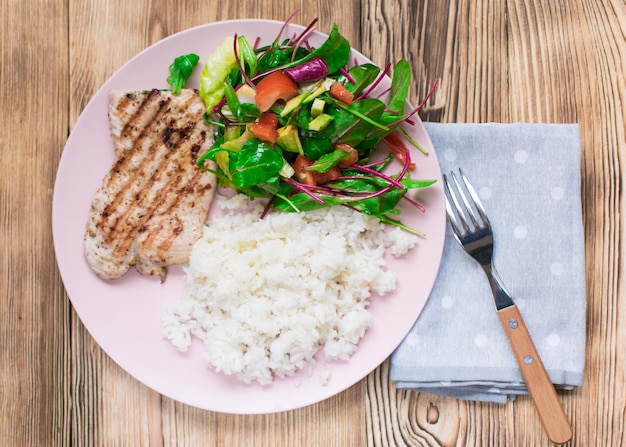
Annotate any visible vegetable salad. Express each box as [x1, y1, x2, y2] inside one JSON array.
[[167, 16, 437, 234]]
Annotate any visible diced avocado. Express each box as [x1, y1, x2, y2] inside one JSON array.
[[280, 94, 305, 117], [224, 125, 241, 141], [221, 129, 251, 151], [215, 151, 231, 179], [302, 85, 327, 104], [308, 113, 334, 131], [310, 98, 326, 117], [276, 125, 304, 155], [302, 78, 335, 103]]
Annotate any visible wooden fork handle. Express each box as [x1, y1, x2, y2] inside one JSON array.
[[497, 305, 573, 444]]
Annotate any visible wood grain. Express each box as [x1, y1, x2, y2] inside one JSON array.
[[0, 0, 70, 445], [1, 0, 624, 445]]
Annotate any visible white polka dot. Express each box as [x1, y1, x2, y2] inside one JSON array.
[[406, 332, 419, 346], [444, 148, 457, 161], [441, 295, 454, 309], [514, 150, 528, 164], [551, 186, 564, 200], [514, 225, 528, 239], [440, 380, 452, 386], [546, 333, 561, 347], [474, 334, 489, 347], [479, 186, 492, 200], [488, 387, 501, 394], [550, 262, 564, 276]]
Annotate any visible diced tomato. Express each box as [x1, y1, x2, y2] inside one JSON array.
[[293, 154, 342, 186], [255, 70, 299, 112], [329, 82, 354, 105], [383, 132, 415, 168], [313, 166, 341, 184], [250, 112, 279, 143], [335, 143, 359, 166], [293, 155, 317, 186]]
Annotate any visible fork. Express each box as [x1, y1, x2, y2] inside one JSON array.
[[444, 169, 573, 445]]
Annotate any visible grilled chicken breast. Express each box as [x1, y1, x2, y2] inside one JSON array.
[[84, 88, 217, 281]]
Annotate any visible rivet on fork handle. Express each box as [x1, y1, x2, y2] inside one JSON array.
[[498, 304, 573, 444]]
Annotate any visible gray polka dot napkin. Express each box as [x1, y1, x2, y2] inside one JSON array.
[[390, 123, 586, 403]]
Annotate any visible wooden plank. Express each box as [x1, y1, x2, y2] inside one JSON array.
[[0, 0, 70, 445]]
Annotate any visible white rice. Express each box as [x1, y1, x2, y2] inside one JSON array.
[[162, 193, 418, 385]]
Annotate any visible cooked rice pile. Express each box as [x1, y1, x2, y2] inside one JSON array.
[[162, 193, 418, 385]]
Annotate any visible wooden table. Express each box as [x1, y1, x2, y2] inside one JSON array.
[[2, 0, 624, 445]]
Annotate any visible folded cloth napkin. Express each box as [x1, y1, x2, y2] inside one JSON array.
[[390, 123, 586, 403]]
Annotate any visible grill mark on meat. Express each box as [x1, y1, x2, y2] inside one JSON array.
[[97, 95, 189, 230], [119, 89, 168, 141], [84, 89, 217, 281], [97, 91, 174, 236], [105, 93, 173, 190], [98, 92, 205, 258], [150, 168, 214, 255]]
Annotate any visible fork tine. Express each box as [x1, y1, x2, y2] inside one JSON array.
[[444, 169, 490, 233], [443, 174, 468, 235], [450, 171, 482, 230], [457, 169, 490, 227]]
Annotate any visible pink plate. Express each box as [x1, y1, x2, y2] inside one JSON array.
[[52, 19, 445, 414]]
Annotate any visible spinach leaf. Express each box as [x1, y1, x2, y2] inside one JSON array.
[[386, 60, 411, 115], [223, 79, 242, 118], [401, 178, 437, 189], [257, 40, 309, 73], [333, 177, 406, 215], [281, 24, 350, 74], [167, 53, 200, 94], [229, 141, 284, 188], [257, 44, 290, 73], [273, 191, 346, 212], [307, 149, 350, 173], [308, 24, 351, 73], [237, 35, 257, 77], [300, 132, 334, 159], [352, 190, 405, 216], [341, 63, 381, 96], [330, 98, 387, 147]]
